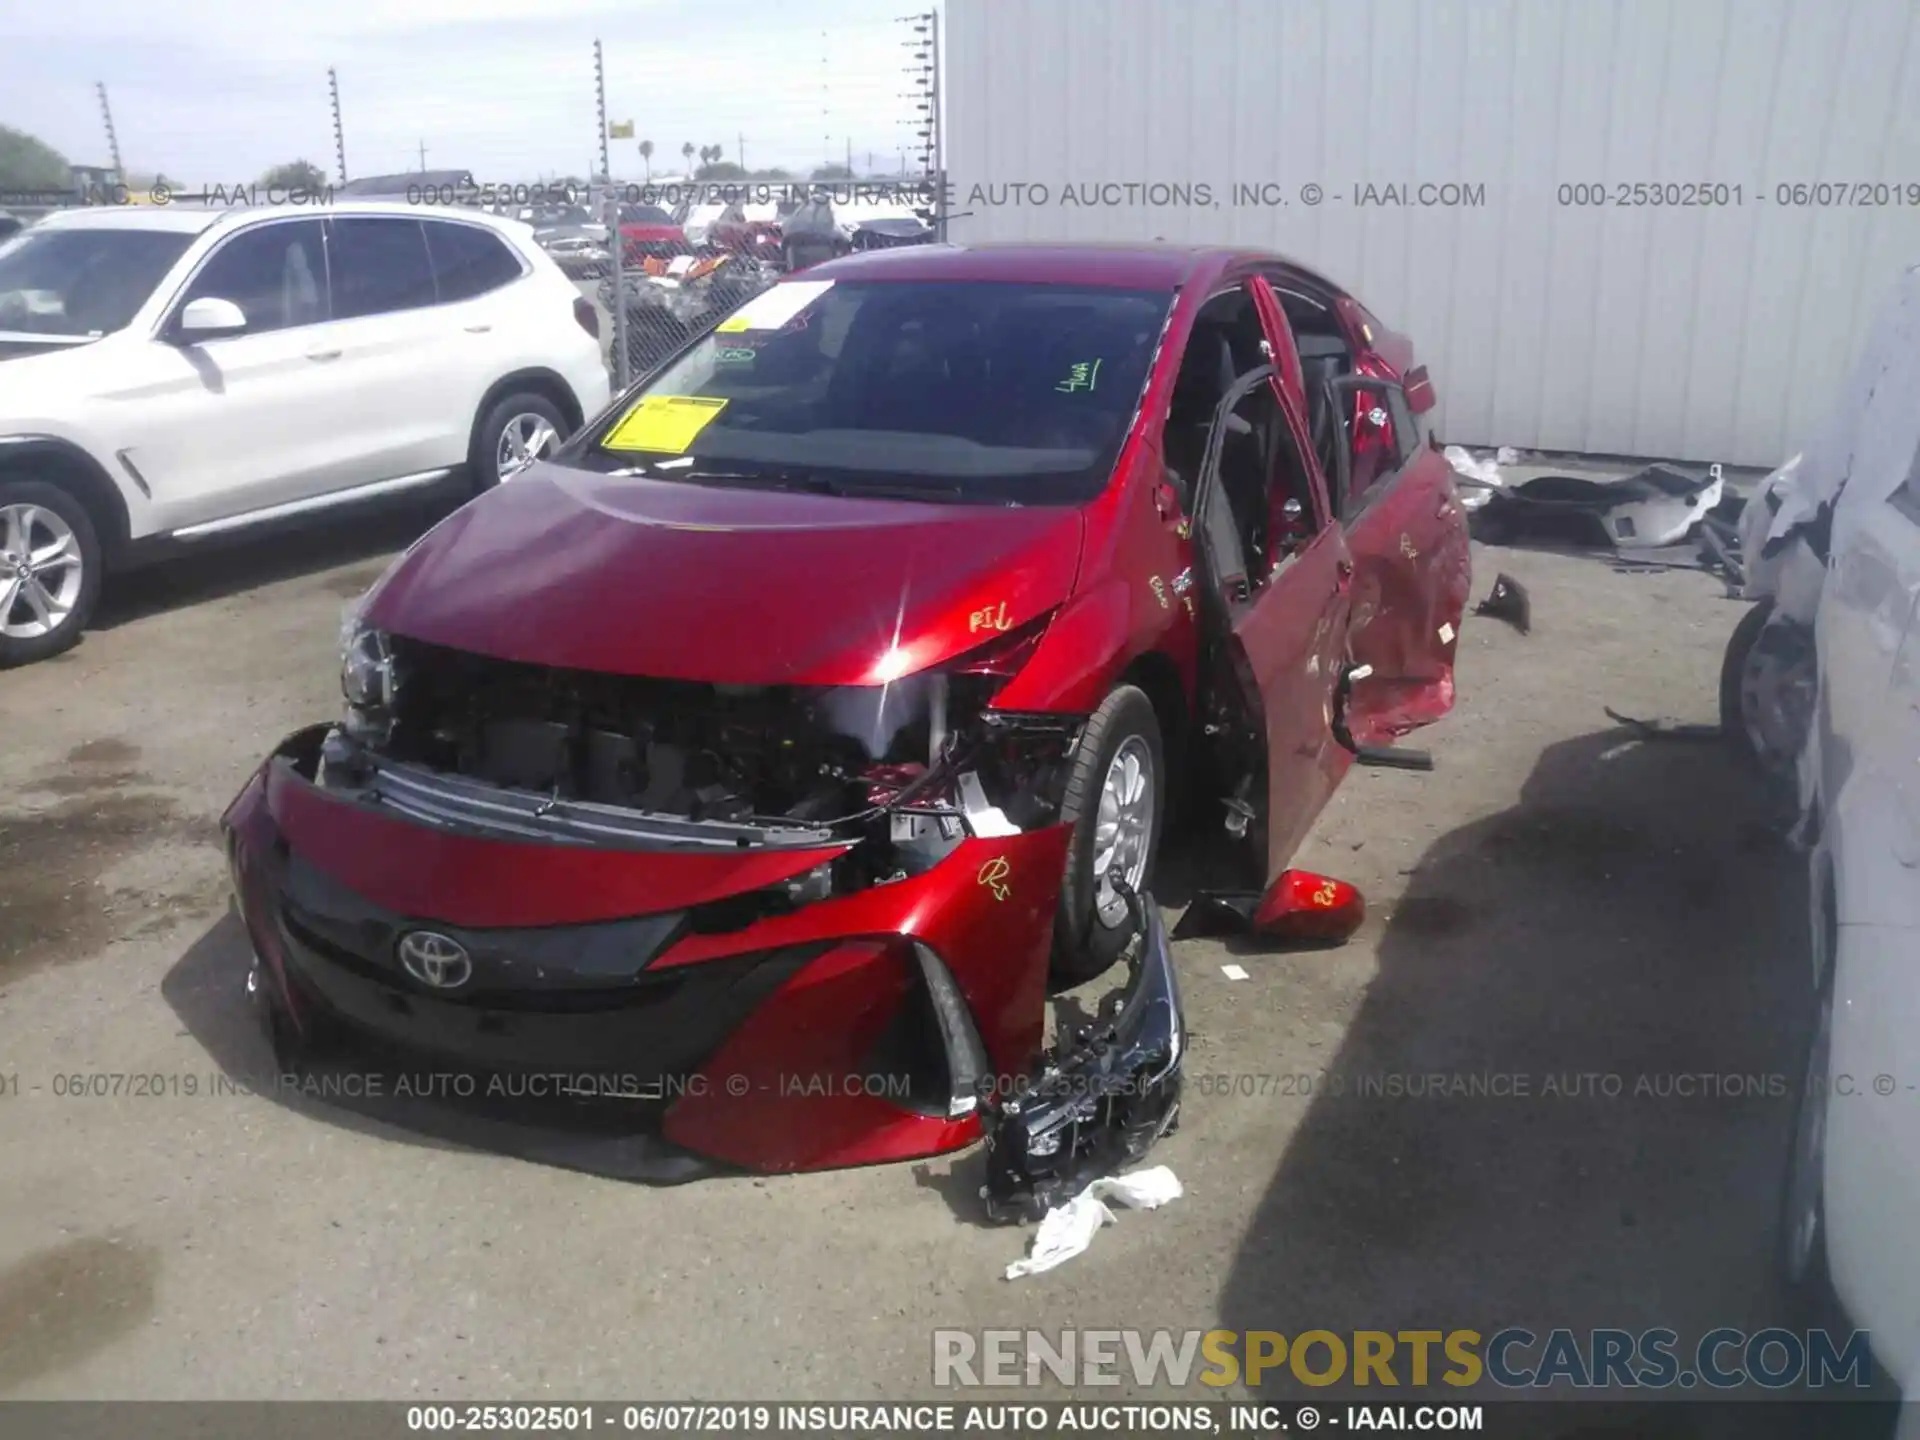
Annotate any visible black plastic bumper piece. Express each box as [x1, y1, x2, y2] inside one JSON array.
[[980, 877, 1185, 1224]]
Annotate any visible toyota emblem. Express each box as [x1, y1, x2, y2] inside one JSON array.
[[397, 931, 473, 990]]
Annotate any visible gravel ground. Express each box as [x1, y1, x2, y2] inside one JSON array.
[[0, 508, 1834, 1429]]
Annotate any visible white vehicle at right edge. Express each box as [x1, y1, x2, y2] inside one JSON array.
[[1744, 262, 1920, 1416], [0, 201, 611, 668]]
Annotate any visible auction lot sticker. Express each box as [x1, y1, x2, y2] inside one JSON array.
[[716, 279, 834, 332], [603, 395, 729, 452]]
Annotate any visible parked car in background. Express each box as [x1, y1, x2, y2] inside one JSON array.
[[837, 197, 933, 250], [528, 205, 608, 278], [224, 243, 1468, 1176], [706, 200, 784, 263], [616, 203, 686, 261], [0, 201, 610, 666], [676, 201, 728, 247], [781, 194, 849, 271], [1758, 262, 1920, 1415]]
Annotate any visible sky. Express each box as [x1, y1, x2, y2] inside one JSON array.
[[3, 0, 940, 183]]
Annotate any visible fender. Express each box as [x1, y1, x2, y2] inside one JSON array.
[[0, 433, 135, 560], [990, 572, 1191, 715]]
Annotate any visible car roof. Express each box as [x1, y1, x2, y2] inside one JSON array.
[[802, 242, 1364, 305], [801, 241, 1306, 291], [29, 200, 526, 238], [31, 205, 229, 235]]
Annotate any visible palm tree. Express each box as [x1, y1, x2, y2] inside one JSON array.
[[681, 141, 695, 175], [638, 140, 653, 180]]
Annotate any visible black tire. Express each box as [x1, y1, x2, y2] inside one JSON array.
[[1779, 960, 1832, 1300], [1051, 685, 1165, 985], [469, 391, 570, 494], [1720, 598, 1775, 771], [0, 478, 103, 669]]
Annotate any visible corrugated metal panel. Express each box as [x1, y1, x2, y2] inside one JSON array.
[[946, 0, 1920, 466]]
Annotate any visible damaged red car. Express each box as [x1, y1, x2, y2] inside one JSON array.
[[222, 243, 1470, 1186]]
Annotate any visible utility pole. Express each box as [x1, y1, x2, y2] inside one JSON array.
[[95, 82, 123, 181], [417, 140, 428, 172], [928, 9, 943, 238], [328, 67, 348, 182], [594, 38, 628, 389], [846, 136, 853, 176], [592, 39, 611, 183], [738, 132, 746, 170], [900, 11, 941, 232]]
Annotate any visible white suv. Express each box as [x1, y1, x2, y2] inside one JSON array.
[[0, 201, 612, 666]]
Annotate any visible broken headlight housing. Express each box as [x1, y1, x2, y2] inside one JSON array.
[[340, 620, 400, 744]]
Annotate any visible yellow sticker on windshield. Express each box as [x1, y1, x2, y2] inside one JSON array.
[[602, 395, 729, 453]]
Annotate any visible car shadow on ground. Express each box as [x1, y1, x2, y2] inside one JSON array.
[[93, 493, 462, 631], [1207, 727, 1899, 1437]]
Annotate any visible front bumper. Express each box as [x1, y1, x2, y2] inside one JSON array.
[[223, 726, 1070, 1176]]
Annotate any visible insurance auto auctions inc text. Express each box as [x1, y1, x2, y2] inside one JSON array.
[[933, 1327, 1873, 1392]]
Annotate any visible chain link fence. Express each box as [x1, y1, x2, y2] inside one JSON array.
[[543, 182, 940, 387]]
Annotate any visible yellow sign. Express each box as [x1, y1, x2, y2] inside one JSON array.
[[608, 120, 635, 139], [602, 395, 728, 453]]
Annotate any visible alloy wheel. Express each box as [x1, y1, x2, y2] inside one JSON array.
[[1092, 735, 1156, 927], [496, 413, 559, 480], [0, 502, 85, 641]]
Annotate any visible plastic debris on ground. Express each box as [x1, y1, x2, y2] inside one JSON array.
[[1003, 1167, 1185, 1280], [1473, 573, 1532, 634], [1443, 445, 1513, 510], [1473, 463, 1725, 550], [1220, 963, 1250, 981]]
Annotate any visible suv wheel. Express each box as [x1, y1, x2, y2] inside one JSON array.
[[0, 480, 102, 668], [471, 392, 569, 492], [1051, 685, 1164, 985]]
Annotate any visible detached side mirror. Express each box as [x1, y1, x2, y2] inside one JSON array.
[[175, 296, 247, 342]]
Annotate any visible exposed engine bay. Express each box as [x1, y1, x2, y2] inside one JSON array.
[[326, 630, 1080, 889]]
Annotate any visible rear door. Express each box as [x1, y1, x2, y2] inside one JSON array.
[[323, 215, 494, 480], [1314, 342, 1469, 743]]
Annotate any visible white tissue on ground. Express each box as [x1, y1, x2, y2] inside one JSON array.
[[1003, 1167, 1184, 1280]]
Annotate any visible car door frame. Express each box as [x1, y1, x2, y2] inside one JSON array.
[[1263, 272, 1468, 744], [1185, 277, 1354, 881]]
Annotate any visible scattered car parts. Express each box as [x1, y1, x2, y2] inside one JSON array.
[[1474, 572, 1533, 634], [1473, 462, 1725, 550], [981, 877, 1186, 1225]]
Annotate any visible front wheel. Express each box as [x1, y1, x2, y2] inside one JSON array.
[[1720, 598, 1815, 776], [1051, 685, 1165, 985], [0, 479, 102, 669]]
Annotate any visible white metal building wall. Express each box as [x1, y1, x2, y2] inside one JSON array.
[[944, 0, 1920, 467]]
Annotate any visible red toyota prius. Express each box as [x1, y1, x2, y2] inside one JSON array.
[[223, 243, 1470, 1177]]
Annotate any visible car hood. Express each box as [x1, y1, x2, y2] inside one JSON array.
[[361, 460, 1085, 686], [0, 334, 98, 364]]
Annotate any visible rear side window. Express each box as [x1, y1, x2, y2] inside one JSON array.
[[329, 217, 435, 318], [181, 219, 328, 333], [424, 221, 523, 302]]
